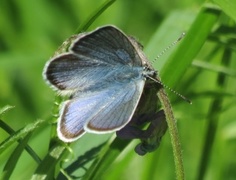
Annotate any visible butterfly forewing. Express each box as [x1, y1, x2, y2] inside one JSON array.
[[71, 26, 142, 66], [44, 53, 117, 92], [44, 26, 144, 93]]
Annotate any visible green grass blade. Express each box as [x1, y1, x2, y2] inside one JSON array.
[[32, 143, 66, 180], [213, 0, 236, 22], [161, 4, 221, 87], [0, 119, 45, 154], [0, 119, 41, 164], [82, 137, 130, 180], [192, 60, 236, 77], [1, 134, 32, 179], [197, 47, 233, 180], [75, 0, 116, 33], [0, 105, 14, 116], [144, 10, 195, 71]]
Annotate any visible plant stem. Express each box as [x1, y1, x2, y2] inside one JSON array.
[[157, 88, 184, 180]]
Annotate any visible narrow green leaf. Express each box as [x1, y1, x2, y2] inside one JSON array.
[[32, 143, 66, 180], [0, 119, 41, 164], [197, 46, 233, 180], [1, 134, 32, 179], [161, 4, 221, 87], [82, 137, 130, 180], [192, 60, 236, 77], [75, 0, 116, 33], [0, 105, 14, 116], [213, 0, 236, 22], [0, 119, 45, 154], [145, 10, 195, 71]]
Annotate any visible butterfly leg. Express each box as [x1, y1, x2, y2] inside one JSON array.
[[116, 110, 167, 155]]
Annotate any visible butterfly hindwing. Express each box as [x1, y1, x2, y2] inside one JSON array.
[[58, 79, 145, 142]]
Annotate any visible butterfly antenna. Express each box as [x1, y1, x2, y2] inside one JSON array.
[[147, 75, 192, 104], [147, 32, 190, 103], [150, 32, 185, 64]]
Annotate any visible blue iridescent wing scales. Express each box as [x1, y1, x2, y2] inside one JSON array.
[[57, 79, 144, 142]]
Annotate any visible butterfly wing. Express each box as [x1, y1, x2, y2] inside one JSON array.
[[43, 26, 143, 93], [44, 53, 115, 93], [57, 79, 145, 142], [71, 26, 142, 66]]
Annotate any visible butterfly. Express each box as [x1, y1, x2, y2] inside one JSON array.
[[43, 25, 167, 146]]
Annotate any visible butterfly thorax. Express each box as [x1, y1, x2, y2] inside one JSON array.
[[111, 66, 144, 83]]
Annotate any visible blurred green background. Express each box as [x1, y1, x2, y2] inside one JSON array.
[[0, 0, 236, 179]]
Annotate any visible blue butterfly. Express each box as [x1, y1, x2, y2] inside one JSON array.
[[43, 26, 166, 148]]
